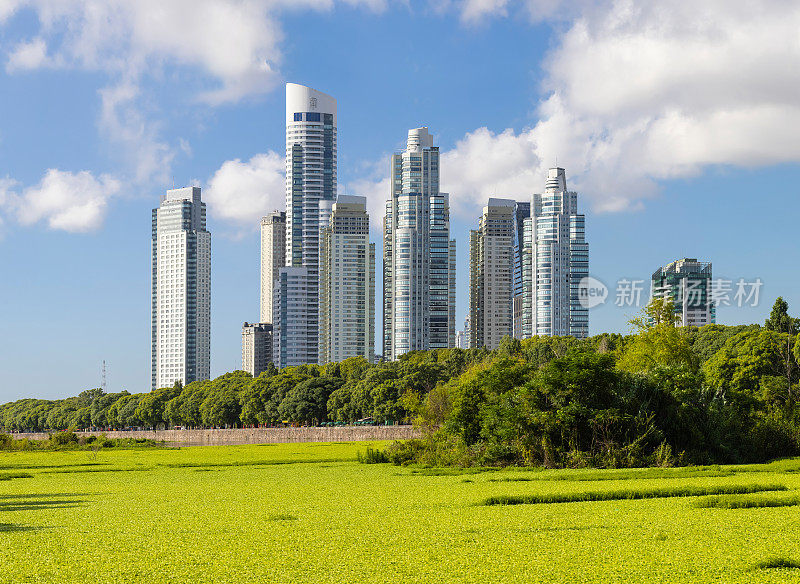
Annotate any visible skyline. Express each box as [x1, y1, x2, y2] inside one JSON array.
[[2, 1, 800, 401]]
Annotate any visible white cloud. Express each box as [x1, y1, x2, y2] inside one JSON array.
[[2, 0, 385, 103], [0, 0, 20, 22], [0, 0, 392, 206], [204, 152, 285, 227], [5, 37, 51, 72], [460, 0, 509, 23], [98, 79, 173, 185], [441, 127, 539, 218], [4, 169, 121, 232], [393, 0, 800, 219]]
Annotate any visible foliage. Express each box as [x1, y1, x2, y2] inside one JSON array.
[[4, 323, 800, 469], [3, 444, 800, 582]]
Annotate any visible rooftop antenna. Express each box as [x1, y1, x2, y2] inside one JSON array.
[[100, 360, 107, 393]]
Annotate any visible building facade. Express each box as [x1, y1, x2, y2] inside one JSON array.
[[241, 322, 273, 376], [524, 168, 589, 338], [512, 201, 531, 339], [151, 187, 211, 389], [651, 258, 715, 327], [455, 329, 467, 350], [260, 211, 285, 323], [469, 199, 516, 350], [272, 267, 314, 369], [319, 195, 376, 364], [383, 127, 456, 360], [284, 83, 337, 364]]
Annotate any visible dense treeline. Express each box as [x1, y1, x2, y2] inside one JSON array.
[[3, 298, 800, 468], [0, 349, 491, 432]]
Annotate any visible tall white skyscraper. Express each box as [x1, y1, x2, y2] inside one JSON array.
[[319, 195, 376, 364], [260, 211, 285, 323], [383, 127, 456, 360], [151, 187, 211, 389], [284, 83, 337, 364], [469, 198, 516, 350], [524, 168, 589, 338]]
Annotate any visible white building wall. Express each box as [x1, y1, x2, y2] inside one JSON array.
[[152, 187, 210, 389]]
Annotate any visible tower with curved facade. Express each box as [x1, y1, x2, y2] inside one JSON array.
[[383, 127, 456, 360], [525, 168, 589, 338], [283, 83, 337, 364]]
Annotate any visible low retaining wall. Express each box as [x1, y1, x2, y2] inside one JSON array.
[[10, 426, 420, 446]]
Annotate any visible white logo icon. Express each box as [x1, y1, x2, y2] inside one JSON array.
[[578, 276, 608, 309]]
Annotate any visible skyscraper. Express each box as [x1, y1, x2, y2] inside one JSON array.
[[284, 83, 337, 364], [272, 267, 314, 369], [260, 211, 285, 324], [151, 187, 210, 389], [319, 195, 376, 364], [524, 168, 589, 338], [469, 199, 516, 350], [651, 258, 715, 327], [512, 201, 531, 339], [383, 127, 456, 360]]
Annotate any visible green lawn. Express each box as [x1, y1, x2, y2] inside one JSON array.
[[2, 443, 800, 583]]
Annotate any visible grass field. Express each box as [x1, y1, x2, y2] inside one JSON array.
[[2, 443, 800, 583]]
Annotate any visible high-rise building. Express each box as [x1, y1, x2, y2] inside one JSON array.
[[469, 199, 516, 350], [383, 127, 456, 360], [241, 322, 272, 376], [151, 187, 211, 389], [455, 329, 467, 350], [512, 201, 531, 339], [319, 195, 376, 364], [524, 168, 589, 338], [260, 211, 285, 323], [272, 267, 315, 369], [651, 258, 715, 327], [284, 83, 337, 364]]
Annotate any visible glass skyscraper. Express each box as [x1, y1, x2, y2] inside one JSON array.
[[383, 127, 456, 360], [523, 168, 589, 338], [512, 200, 531, 339], [651, 258, 715, 327], [284, 83, 337, 364]]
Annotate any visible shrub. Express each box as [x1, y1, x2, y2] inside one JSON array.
[[357, 447, 389, 464], [50, 431, 79, 446]]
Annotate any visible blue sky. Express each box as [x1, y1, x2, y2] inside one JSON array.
[[1, 0, 799, 401]]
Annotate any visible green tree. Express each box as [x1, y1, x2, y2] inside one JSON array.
[[279, 377, 342, 425], [765, 297, 799, 334], [618, 298, 697, 373]]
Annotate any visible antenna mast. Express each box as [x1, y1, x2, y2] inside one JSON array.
[[101, 360, 107, 393]]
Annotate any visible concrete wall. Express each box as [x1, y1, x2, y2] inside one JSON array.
[[10, 426, 420, 446]]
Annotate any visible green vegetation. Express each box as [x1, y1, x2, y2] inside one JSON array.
[[694, 493, 800, 509], [384, 298, 800, 467], [0, 431, 162, 451], [2, 444, 800, 583], [481, 483, 787, 506], [4, 297, 800, 469], [753, 557, 800, 570]]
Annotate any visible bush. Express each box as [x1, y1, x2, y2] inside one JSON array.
[[357, 447, 389, 464], [50, 431, 79, 446]]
